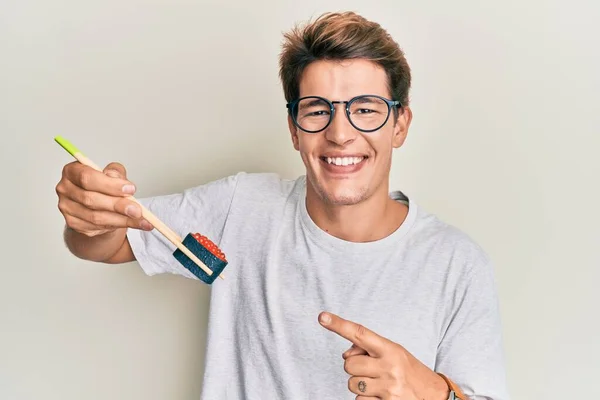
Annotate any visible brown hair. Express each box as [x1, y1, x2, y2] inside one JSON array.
[[278, 11, 411, 106]]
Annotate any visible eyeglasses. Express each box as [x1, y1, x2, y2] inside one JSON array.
[[286, 94, 401, 133]]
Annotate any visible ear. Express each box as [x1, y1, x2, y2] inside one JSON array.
[[392, 106, 412, 148], [288, 115, 300, 151]]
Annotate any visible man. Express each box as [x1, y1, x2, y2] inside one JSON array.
[[55, 11, 509, 400]]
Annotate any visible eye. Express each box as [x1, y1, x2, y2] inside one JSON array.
[[355, 108, 376, 114], [297, 98, 331, 119], [307, 110, 330, 117], [349, 96, 388, 116]]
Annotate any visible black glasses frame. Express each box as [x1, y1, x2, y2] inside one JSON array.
[[286, 94, 401, 133]]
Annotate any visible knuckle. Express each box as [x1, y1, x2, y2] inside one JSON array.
[[65, 215, 80, 230], [57, 200, 67, 213], [81, 192, 95, 208], [114, 198, 130, 214], [64, 215, 74, 226], [78, 169, 91, 188], [88, 211, 104, 226], [397, 351, 409, 364], [389, 365, 403, 379], [389, 383, 405, 396], [62, 161, 77, 179], [343, 360, 351, 374], [354, 324, 367, 341]]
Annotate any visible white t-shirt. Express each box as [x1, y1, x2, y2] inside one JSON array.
[[127, 172, 510, 399]]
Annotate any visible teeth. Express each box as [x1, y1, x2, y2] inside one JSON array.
[[325, 156, 365, 166]]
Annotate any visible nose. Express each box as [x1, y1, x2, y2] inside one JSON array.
[[324, 104, 358, 146]]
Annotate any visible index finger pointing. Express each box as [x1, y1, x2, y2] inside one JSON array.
[[318, 312, 385, 357]]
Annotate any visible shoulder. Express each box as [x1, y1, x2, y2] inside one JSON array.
[[235, 171, 302, 191], [228, 171, 304, 202], [406, 199, 493, 280], [181, 171, 299, 197]]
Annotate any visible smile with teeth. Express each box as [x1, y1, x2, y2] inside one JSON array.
[[322, 156, 367, 166]]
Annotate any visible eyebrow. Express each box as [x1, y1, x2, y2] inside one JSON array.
[[298, 99, 328, 110], [351, 97, 380, 105]]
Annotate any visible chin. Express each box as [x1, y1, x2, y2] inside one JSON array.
[[312, 180, 370, 206], [324, 194, 364, 206]]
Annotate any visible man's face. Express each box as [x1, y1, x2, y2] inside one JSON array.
[[288, 59, 412, 206]]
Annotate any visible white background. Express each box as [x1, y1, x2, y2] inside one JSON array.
[[1, 0, 599, 399]]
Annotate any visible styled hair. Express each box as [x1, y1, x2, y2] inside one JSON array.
[[278, 11, 411, 106]]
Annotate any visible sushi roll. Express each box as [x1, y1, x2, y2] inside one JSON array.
[[173, 232, 228, 284]]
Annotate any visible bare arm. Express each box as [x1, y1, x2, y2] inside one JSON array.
[[63, 226, 134, 263]]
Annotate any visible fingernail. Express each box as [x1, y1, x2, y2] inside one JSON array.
[[122, 184, 136, 194], [125, 205, 141, 218], [320, 313, 331, 325], [140, 220, 153, 230]]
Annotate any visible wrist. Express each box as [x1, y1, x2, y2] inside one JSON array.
[[65, 225, 125, 262], [429, 372, 451, 400], [437, 373, 467, 400]]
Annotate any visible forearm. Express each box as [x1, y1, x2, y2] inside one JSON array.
[[64, 226, 128, 263]]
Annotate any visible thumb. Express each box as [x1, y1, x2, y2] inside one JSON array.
[[103, 162, 127, 179]]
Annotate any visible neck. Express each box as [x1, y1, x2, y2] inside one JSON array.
[[305, 182, 408, 243]]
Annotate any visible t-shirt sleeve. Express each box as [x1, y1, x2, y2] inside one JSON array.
[[126, 172, 242, 279], [435, 259, 511, 400]]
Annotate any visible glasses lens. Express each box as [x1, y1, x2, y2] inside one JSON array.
[[348, 96, 390, 131], [293, 97, 331, 132]]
